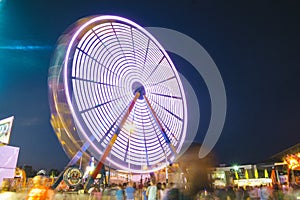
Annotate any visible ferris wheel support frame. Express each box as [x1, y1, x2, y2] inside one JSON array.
[[84, 92, 140, 191], [144, 95, 177, 157], [51, 135, 95, 189]]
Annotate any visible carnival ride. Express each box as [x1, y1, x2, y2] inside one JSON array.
[[48, 15, 188, 189]]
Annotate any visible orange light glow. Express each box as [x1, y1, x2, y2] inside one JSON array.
[[284, 153, 300, 170]]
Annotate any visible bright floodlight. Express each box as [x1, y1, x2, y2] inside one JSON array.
[[48, 15, 187, 173]]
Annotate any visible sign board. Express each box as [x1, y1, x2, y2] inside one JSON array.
[[0, 145, 20, 186], [0, 116, 14, 145], [234, 178, 272, 187], [63, 167, 83, 187]]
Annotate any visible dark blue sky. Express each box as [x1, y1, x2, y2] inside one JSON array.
[[1, 0, 300, 171]]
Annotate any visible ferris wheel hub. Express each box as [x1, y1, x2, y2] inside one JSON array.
[[132, 81, 145, 99]]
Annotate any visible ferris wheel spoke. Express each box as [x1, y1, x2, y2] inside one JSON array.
[[143, 95, 177, 155], [76, 47, 122, 80], [97, 112, 120, 146], [92, 29, 113, 55], [140, 115, 151, 167], [148, 99, 180, 142], [123, 107, 136, 162], [145, 75, 176, 87], [79, 95, 127, 114], [147, 107, 179, 143], [124, 136, 130, 162], [143, 139, 150, 167], [147, 98, 183, 122], [111, 23, 131, 66], [72, 77, 121, 88], [150, 118, 171, 163], [149, 92, 182, 100], [145, 56, 165, 82], [157, 115, 179, 142], [97, 93, 138, 144], [130, 27, 137, 65], [124, 107, 141, 164], [143, 38, 151, 66]]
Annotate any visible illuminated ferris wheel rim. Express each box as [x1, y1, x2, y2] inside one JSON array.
[[62, 15, 188, 173]]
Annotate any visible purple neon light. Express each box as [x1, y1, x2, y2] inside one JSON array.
[[63, 15, 187, 173]]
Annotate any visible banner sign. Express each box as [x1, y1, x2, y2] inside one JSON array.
[[0, 116, 14, 144], [234, 178, 272, 187]]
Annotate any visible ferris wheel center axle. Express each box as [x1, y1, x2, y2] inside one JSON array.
[[132, 81, 145, 99]]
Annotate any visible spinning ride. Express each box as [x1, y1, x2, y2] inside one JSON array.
[[48, 15, 188, 179]]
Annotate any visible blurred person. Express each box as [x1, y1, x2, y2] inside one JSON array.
[[0, 179, 17, 200], [26, 175, 54, 200], [259, 185, 269, 200], [125, 182, 135, 200], [1, 179, 10, 192], [160, 183, 168, 200], [115, 184, 124, 200], [162, 183, 166, 190], [284, 184, 294, 200], [236, 187, 245, 200], [157, 182, 163, 200], [244, 186, 250, 200], [215, 187, 228, 200], [146, 180, 157, 200], [227, 186, 236, 200], [56, 180, 68, 192], [89, 186, 102, 200], [198, 188, 214, 200], [281, 183, 289, 195], [102, 185, 111, 200], [272, 183, 279, 200], [42, 176, 55, 199], [110, 183, 118, 199], [142, 185, 148, 200], [248, 186, 259, 200], [164, 182, 184, 200]]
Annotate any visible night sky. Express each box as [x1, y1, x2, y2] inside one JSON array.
[[1, 0, 300, 171]]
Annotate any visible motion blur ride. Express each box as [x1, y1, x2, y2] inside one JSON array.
[[48, 15, 188, 190]]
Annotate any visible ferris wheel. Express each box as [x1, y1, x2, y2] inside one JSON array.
[[48, 15, 188, 176]]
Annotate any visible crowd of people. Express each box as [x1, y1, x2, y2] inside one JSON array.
[[88, 180, 188, 200], [81, 181, 300, 200], [209, 184, 300, 200], [0, 174, 189, 200], [2, 174, 300, 200]]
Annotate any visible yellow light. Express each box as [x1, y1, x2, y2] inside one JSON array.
[[235, 171, 239, 179], [90, 166, 95, 174], [254, 169, 258, 179], [285, 153, 300, 170], [85, 165, 95, 175], [290, 158, 298, 165], [264, 169, 269, 178], [245, 170, 249, 179], [0, 192, 15, 199]]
